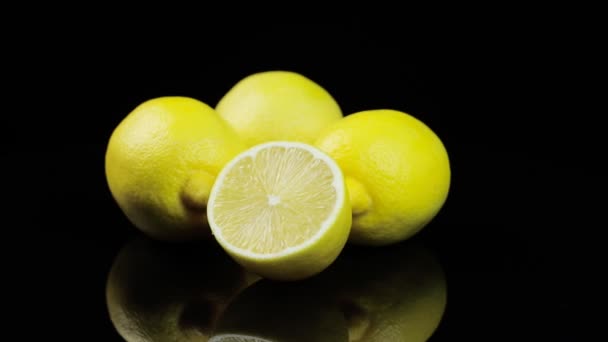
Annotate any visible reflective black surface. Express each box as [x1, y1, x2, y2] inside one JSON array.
[[33, 205, 575, 341], [105, 237, 446, 341], [22, 18, 588, 341]]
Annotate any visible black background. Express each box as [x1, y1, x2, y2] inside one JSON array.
[[11, 12, 596, 341]]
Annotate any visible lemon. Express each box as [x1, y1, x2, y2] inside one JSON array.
[[314, 242, 447, 342], [207, 141, 352, 281], [105, 96, 246, 241], [106, 237, 259, 342], [314, 109, 451, 245], [210, 280, 349, 342], [215, 70, 343, 146]]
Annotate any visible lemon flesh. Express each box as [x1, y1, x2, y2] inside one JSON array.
[[207, 142, 351, 281]]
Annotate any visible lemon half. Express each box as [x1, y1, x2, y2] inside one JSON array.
[[207, 141, 352, 281]]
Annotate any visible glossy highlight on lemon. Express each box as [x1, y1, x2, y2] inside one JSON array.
[[105, 96, 246, 241], [315, 109, 451, 246], [216, 70, 343, 146], [207, 141, 352, 281]]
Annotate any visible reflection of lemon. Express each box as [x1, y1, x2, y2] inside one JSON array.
[[314, 109, 451, 245], [106, 237, 258, 342], [216, 71, 343, 146], [314, 242, 447, 342], [207, 141, 351, 281], [210, 280, 348, 342], [105, 96, 246, 241]]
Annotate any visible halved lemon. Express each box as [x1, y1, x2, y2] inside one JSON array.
[[207, 141, 352, 281]]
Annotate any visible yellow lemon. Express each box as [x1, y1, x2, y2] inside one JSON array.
[[207, 141, 352, 281], [105, 96, 246, 241], [215, 70, 343, 146], [314, 109, 450, 245]]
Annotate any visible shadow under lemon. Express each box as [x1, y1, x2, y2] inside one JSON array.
[[312, 240, 448, 342], [106, 236, 259, 341], [209, 241, 446, 342]]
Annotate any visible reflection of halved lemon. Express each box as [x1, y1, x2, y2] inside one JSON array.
[[207, 141, 352, 281], [210, 280, 348, 342], [216, 70, 343, 147]]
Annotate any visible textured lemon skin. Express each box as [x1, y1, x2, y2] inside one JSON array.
[[216, 70, 343, 147], [105, 96, 246, 241], [314, 109, 451, 245]]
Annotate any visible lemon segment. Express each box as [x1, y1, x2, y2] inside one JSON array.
[[207, 142, 352, 281]]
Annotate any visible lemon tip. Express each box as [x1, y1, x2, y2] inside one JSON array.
[[345, 177, 372, 215], [181, 171, 216, 211]]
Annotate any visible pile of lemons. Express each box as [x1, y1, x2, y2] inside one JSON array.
[[105, 71, 451, 281]]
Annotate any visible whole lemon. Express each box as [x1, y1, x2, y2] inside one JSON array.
[[105, 96, 246, 241], [215, 70, 343, 146], [314, 109, 451, 245]]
